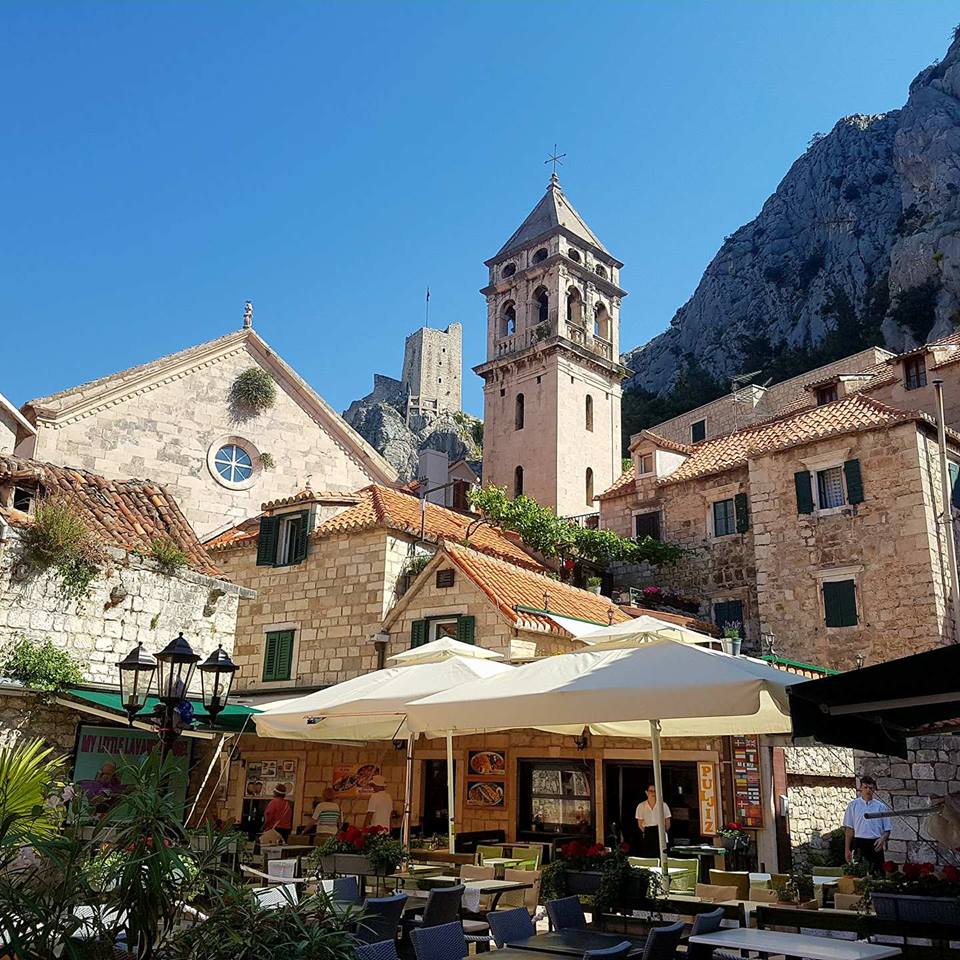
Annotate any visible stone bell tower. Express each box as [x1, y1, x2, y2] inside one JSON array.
[[475, 174, 628, 518]]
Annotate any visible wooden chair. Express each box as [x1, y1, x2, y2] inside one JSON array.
[[694, 883, 738, 903], [707, 870, 749, 901]]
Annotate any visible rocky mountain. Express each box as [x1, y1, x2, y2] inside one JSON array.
[[625, 30, 960, 394], [343, 376, 482, 481]]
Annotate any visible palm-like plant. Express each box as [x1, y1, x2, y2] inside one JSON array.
[[0, 738, 64, 850]]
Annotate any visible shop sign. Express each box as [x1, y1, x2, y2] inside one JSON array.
[[697, 761, 719, 836]]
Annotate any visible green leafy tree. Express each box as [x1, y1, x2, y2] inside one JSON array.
[[467, 486, 684, 573]]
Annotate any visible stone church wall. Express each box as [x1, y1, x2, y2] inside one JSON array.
[[30, 343, 383, 539]]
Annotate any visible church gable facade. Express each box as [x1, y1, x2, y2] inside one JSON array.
[[16, 324, 397, 538]]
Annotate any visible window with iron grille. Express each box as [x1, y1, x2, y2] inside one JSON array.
[[634, 511, 661, 541]]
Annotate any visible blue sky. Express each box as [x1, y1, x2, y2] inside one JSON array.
[[3, 2, 958, 417]]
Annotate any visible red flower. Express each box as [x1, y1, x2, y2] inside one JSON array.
[[587, 843, 604, 857], [903, 862, 922, 879], [619, 841, 630, 853], [943, 865, 959, 882], [883, 861, 897, 873], [920, 862, 935, 875], [726, 822, 741, 831]]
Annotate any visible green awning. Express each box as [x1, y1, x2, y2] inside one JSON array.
[[65, 688, 260, 733]]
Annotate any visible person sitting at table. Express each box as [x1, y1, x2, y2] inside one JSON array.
[[262, 783, 294, 842], [636, 784, 671, 857]]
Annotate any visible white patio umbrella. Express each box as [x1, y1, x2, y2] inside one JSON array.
[[253, 637, 513, 849], [406, 638, 805, 875], [578, 613, 716, 650]]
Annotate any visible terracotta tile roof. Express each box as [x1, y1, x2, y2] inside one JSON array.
[[661, 394, 921, 485], [0, 455, 222, 577], [628, 430, 694, 455], [599, 393, 932, 498], [207, 484, 544, 571], [261, 488, 361, 511], [442, 542, 630, 634], [596, 464, 636, 501]]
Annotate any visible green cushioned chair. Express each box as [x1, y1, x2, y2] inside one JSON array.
[[509, 845, 542, 870], [627, 856, 659, 869], [475, 844, 504, 865], [666, 857, 699, 894]]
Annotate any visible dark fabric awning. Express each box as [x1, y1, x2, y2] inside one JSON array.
[[787, 645, 960, 758]]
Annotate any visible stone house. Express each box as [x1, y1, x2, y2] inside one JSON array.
[[12, 322, 397, 539], [206, 483, 548, 694], [599, 393, 960, 672], [0, 393, 34, 456], [0, 453, 250, 755]]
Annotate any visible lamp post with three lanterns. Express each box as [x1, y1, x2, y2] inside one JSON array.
[[117, 633, 238, 759]]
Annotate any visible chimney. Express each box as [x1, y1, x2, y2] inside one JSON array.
[[418, 449, 449, 506]]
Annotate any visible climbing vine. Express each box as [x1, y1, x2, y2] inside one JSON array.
[[467, 485, 685, 570]]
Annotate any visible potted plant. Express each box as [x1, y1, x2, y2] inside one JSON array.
[[837, 858, 870, 895], [308, 824, 406, 878], [865, 862, 960, 924], [715, 822, 750, 854], [586, 576, 603, 596], [771, 872, 817, 909], [540, 841, 651, 910], [721, 624, 742, 656]]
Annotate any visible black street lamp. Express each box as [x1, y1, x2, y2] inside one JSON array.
[[117, 634, 237, 759]]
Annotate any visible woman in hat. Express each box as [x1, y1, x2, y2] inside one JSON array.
[[262, 783, 294, 842]]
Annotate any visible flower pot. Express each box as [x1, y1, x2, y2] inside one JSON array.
[[587, 584, 602, 595], [870, 892, 960, 925], [322, 853, 375, 876], [720, 637, 742, 656], [836, 876, 863, 895], [565, 869, 603, 896]]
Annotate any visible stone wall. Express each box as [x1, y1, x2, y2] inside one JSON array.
[[403, 324, 462, 415], [857, 735, 960, 865], [0, 411, 18, 456], [0, 537, 246, 687], [220, 528, 430, 692], [0, 687, 80, 754], [601, 419, 958, 670], [27, 340, 385, 539], [784, 745, 856, 869]]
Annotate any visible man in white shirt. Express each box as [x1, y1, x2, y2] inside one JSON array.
[[843, 775, 891, 872], [635, 784, 672, 857], [364, 774, 394, 831]]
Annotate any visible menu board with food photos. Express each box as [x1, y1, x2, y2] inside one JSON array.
[[331, 762, 381, 797], [466, 750, 506, 807], [731, 735, 763, 828], [245, 759, 297, 800]]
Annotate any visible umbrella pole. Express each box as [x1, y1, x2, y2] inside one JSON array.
[[446, 732, 456, 853], [402, 734, 415, 849], [650, 719, 669, 891]]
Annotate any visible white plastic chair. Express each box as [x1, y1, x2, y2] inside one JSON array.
[[252, 883, 299, 910], [267, 858, 299, 880]]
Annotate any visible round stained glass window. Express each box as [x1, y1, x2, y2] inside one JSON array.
[[213, 444, 253, 484]]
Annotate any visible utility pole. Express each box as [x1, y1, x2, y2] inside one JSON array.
[[933, 379, 960, 642]]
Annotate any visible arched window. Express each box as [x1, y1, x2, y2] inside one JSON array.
[[585, 394, 594, 432], [566, 286, 583, 327], [501, 301, 516, 337], [594, 302, 611, 340], [502, 263, 516, 278], [514, 465, 524, 497], [532, 248, 548, 264], [515, 393, 525, 430], [534, 287, 549, 325], [595, 263, 608, 279], [567, 248, 581, 263], [585, 467, 594, 506]]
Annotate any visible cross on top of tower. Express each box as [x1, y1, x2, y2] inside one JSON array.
[[544, 144, 566, 181]]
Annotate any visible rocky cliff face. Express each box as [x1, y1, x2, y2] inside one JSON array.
[[343, 379, 482, 481], [625, 31, 960, 393]]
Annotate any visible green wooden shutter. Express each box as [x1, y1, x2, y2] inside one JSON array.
[[276, 630, 294, 680], [844, 459, 864, 504], [411, 620, 427, 648], [950, 463, 960, 510], [456, 615, 476, 645], [734, 492, 750, 533], [256, 515, 280, 566], [794, 471, 814, 515], [289, 511, 310, 564], [823, 580, 858, 627], [262, 633, 278, 681]]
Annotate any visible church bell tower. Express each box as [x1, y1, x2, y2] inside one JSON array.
[[475, 174, 628, 517]]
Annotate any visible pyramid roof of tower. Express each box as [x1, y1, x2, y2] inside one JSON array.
[[493, 176, 609, 260]]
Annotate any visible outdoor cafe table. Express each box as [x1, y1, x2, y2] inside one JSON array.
[[419, 875, 534, 910], [480, 856, 523, 877], [507, 930, 648, 956], [688, 927, 901, 960]]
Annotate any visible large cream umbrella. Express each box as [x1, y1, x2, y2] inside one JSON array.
[[578, 613, 716, 651], [406, 638, 805, 875], [253, 637, 513, 849]]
